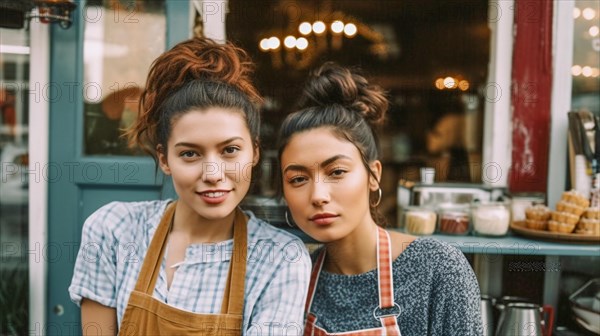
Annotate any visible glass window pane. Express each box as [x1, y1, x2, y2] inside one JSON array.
[[226, 0, 490, 224], [0, 27, 29, 336], [83, 0, 166, 155], [572, 0, 600, 114]]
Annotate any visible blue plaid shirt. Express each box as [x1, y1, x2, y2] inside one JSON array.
[[69, 200, 311, 335]]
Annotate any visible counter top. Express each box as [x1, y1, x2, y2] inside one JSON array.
[[425, 233, 600, 257], [285, 228, 600, 257]]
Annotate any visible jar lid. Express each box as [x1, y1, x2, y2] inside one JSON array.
[[472, 200, 510, 207], [437, 202, 470, 211], [441, 211, 469, 218]]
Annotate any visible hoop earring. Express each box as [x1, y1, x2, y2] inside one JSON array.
[[371, 188, 382, 207], [285, 209, 295, 228]]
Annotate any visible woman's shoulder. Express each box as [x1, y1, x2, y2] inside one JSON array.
[[396, 236, 471, 273], [245, 210, 305, 245], [244, 210, 309, 261], [83, 199, 170, 238]]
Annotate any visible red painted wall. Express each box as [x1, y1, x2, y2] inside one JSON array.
[[509, 0, 553, 193]]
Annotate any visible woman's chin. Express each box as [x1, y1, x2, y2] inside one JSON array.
[[304, 228, 342, 244]]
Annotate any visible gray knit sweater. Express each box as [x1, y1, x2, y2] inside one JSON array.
[[308, 237, 483, 335]]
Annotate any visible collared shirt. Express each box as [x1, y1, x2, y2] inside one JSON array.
[[69, 200, 311, 335]]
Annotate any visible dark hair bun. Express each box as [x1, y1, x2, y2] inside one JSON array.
[[298, 62, 388, 126]]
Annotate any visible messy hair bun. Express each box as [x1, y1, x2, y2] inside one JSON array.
[[128, 37, 262, 158], [277, 62, 389, 226], [298, 62, 388, 127]]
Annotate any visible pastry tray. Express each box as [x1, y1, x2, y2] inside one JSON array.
[[510, 221, 600, 243]]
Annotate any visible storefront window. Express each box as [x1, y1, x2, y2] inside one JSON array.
[[83, 0, 165, 155], [0, 27, 29, 336], [571, 0, 600, 114], [226, 0, 490, 222]]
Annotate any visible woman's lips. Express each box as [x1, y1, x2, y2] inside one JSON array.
[[310, 213, 339, 226]]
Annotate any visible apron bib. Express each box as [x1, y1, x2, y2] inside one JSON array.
[[304, 227, 401, 336], [118, 202, 248, 336]]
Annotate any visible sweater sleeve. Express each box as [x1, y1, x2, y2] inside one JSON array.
[[429, 245, 483, 335]]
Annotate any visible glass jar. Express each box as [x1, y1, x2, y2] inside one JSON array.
[[437, 204, 471, 235], [471, 201, 511, 236], [403, 206, 437, 235]]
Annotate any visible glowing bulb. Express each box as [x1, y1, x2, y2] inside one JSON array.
[[296, 37, 308, 50], [592, 68, 600, 77], [331, 20, 344, 34], [268, 37, 280, 50], [284, 36, 297, 49], [572, 65, 582, 76], [344, 23, 357, 37], [459, 80, 470, 91], [312, 21, 326, 34], [582, 66, 593, 77], [435, 78, 445, 90], [590, 26, 599, 37], [259, 38, 270, 51], [299, 22, 312, 35], [574, 7, 581, 19], [443, 77, 456, 89], [583, 8, 596, 20]]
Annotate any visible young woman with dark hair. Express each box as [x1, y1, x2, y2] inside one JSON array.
[[69, 37, 311, 335], [277, 63, 482, 335]]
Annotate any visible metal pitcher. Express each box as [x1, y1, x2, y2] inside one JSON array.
[[481, 295, 495, 336], [495, 302, 554, 336], [495, 296, 533, 313]]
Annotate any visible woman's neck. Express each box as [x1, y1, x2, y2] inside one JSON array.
[[171, 203, 236, 243], [323, 221, 379, 275]]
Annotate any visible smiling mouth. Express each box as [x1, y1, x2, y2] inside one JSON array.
[[199, 191, 229, 197]]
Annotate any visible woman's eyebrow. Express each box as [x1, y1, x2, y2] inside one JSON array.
[[174, 137, 244, 148], [321, 154, 351, 167], [283, 154, 351, 173]]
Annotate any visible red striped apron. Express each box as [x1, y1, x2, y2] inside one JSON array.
[[303, 227, 401, 336]]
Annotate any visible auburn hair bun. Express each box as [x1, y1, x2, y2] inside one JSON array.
[[129, 37, 262, 156], [143, 37, 262, 115], [299, 62, 388, 127]]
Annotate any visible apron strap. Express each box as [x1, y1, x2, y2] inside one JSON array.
[[133, 201, 248, 317], [376, 228, 401, 335], [220, 207, 248, 315], [304, 227, 400, 334], [304, 249, 326, 314], [377, 228, 394, 309], [135, 201, 177, 294], [380, 315, 402, 336]]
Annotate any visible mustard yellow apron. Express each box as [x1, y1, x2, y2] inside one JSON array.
[[118, 202, 248, 335]]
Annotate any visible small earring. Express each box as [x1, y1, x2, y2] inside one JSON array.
[[371, 188, 382, 207], [285, 209, 295, 228]]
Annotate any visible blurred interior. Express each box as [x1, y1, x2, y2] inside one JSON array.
[[1, 0, 599, 334], [224, 0, 490, 226]]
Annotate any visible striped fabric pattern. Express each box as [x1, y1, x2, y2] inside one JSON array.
[[69, 200, 311, 335], [304, 227, 401, 336]]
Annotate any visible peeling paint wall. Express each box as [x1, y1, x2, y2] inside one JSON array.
[[509, 0, 553, 193]]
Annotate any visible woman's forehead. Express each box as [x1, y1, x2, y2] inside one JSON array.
[[169, 108, 251, 144], [283, 128, 360, 163]]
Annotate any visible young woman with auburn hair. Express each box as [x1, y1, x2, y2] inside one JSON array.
[[277, 63, 482, 335], [69, 37, 311, 335]]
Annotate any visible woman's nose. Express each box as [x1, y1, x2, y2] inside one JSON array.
[[310, 180, 330, 206], [202, 160, 224, 183]]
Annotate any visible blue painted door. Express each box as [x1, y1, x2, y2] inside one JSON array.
[[46, 1, 189, 334]]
